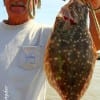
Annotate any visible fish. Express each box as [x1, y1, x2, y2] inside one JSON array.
[[44, 1, 97, 100]]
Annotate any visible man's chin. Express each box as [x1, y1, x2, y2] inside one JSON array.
[[9, 11, 28, 18]]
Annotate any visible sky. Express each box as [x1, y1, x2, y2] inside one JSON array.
[[0, 0, 69, 25]]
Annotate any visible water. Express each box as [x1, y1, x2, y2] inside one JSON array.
[[45, 60, 100, 100]]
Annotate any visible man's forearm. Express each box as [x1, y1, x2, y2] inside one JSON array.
[[89, 11, 100, 51]]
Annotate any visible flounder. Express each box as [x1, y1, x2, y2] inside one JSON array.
[[44, 1, 97, 100]]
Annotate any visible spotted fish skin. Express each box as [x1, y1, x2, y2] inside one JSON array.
[[44, 1, 97, 100]]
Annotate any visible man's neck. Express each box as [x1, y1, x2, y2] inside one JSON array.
[[4, 17, 32, 25]]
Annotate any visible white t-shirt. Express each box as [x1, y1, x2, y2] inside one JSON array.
[[0, 19, 52, 100]]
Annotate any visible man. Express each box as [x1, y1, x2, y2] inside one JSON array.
[[0, 0, 52, 100], [0, 0, 99, 100]]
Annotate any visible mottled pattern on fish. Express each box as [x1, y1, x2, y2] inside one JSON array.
[[44, 1, 97, 100]]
